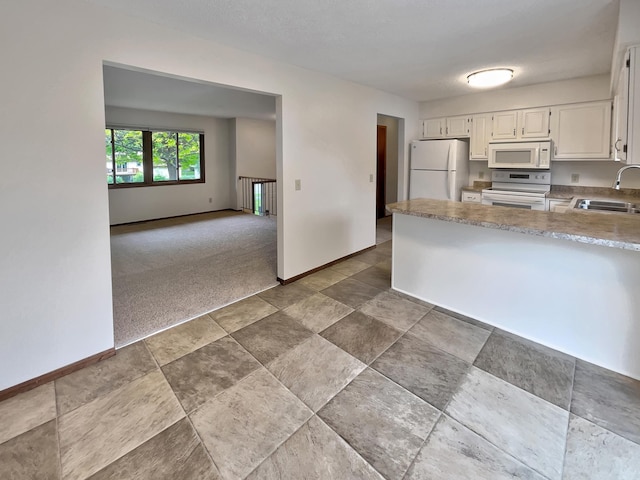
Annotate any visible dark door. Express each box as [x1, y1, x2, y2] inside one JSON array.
[[376, 125, 387, 219]]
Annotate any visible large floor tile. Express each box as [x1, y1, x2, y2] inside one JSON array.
[[0, 420, 59, 480], [562, 414, 640, 480], [267, 335, 365, 411], [433, 306, 494, 331], [322, 278, 383, 309], [246, 416, 384, 480], [352, 266, 392, 290], [88, 418, 220, 480], [571, 359, 640, 445], [190, 368, 312, 480], [328, 258, 370, 277], [231, 311, 314, 364], [354, 249, 391, 266], [145, 314, 227, 366], [283, 293, 353, 333], [408, 309, 490, 363], [58, 370, 184, 480], [374, 258, 392, 274], [320, 311, 402, 364], [445, 367, 568, 480], [318, 368, 439, 480], [297, 269, 347, 291], [257, 283, 315, 309], [474, 329, 575, 409], [208, 295, 278, 333], [405, 415, 545, 480], [372, 333, 470, 409], [0, 382, 56, 445], [359, 290, 430, 332], [390, 290, 434, 309], [162, 336, 261, 413], [55, 341, 157, 415]]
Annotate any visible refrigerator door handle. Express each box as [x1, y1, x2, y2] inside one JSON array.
[[446, 145, 454, 200]]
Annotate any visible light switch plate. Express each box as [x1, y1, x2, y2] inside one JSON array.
[[369, 174, 374, 182], [571, 173, 579, 183], [295, 179, 301, 191]]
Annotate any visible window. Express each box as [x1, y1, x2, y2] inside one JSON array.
[[106, 128, 204, 187]]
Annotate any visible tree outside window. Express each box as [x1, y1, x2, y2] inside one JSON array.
[[105, 128, 204, 187]]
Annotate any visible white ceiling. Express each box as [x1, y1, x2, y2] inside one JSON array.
[[95, 0, 619, 110]]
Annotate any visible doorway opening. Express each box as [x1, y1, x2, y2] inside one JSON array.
[[103, 63, 281, 346]]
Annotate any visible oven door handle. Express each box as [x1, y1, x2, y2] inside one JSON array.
[[482, 193, 546, 207]]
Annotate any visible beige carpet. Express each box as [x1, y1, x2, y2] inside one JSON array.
[[110, 211, 278, 346]]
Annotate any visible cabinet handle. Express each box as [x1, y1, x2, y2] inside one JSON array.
[[446, 126, 449, 135], [522, 127, 524, 135], [440, 127, 442, 135], [554, 146, 558, 156], [484, 147, 487, 156], [614, 138, 621, 152], [513, 128, 516, 136]]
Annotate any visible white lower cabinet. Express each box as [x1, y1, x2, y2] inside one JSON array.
[[461, 191, 482, 203]]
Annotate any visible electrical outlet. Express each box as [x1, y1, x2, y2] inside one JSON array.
[[369, 174, 374, 183], [295, 179, 301, 191], [208, 197, 212, 203], [478, 171, 485, 179], [571, 173, 580, 183]]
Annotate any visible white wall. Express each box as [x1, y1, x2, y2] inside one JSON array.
[[377, 114, 399, 207], [0, 0, 418, 390], [231, 118, 276, 210], [106, 106, 232, 224], [234, 118, 276, 178], [421, 75, 640, 188], [420, 74, 611, 118]]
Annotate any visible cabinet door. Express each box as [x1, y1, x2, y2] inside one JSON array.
[[423, 118, 444, 138], [446, 116, 469, 137], [520, 108, 550, 139], [492, 111, 518, 140], [462, 191, 482, 203], [550, 101, 612, 160], [470, 114, 490, 160]]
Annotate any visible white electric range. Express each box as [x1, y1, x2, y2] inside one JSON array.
[[481, 170, 551, 211]]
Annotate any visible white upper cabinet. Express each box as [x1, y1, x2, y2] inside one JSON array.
[[423, 118, 444, 138], [550, 101, 612, 160], [491, 108, 550, 141], [520, 107, 550, 139], [469, 114, 491, 160], [446, 116, 469, 137], [491, 111, 518, 140], [615, 45, 640, 164], [612, 58, 629, 162], [422, 116, 469, 138]]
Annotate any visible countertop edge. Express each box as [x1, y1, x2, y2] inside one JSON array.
[[387, 203, 640, 252]]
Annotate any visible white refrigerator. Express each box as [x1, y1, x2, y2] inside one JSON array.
[[409, 139, 469, 201]]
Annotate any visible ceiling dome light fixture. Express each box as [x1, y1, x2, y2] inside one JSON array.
[[467, 68, 514, 88]]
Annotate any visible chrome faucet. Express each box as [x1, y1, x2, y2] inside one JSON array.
[[612, 164, 640, 190]]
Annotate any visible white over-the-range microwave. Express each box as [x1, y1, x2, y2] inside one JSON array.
[[488, 140, 551, 169]]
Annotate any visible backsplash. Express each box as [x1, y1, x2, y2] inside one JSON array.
[[468, 161, 640, 189]]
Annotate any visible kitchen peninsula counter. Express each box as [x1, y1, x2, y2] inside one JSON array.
[[387, 198, 640, 381], [386, 198, 640, 251]]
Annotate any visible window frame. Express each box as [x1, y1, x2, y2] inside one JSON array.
[[106, 127, 205, 189]]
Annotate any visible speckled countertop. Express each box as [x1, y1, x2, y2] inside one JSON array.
[[386, 198, 640, 251]]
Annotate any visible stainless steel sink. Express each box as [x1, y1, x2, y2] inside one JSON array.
[[574, 199, 640, 214]]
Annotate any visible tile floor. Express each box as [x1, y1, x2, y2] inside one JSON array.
[[2, 238, 640, 479]]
